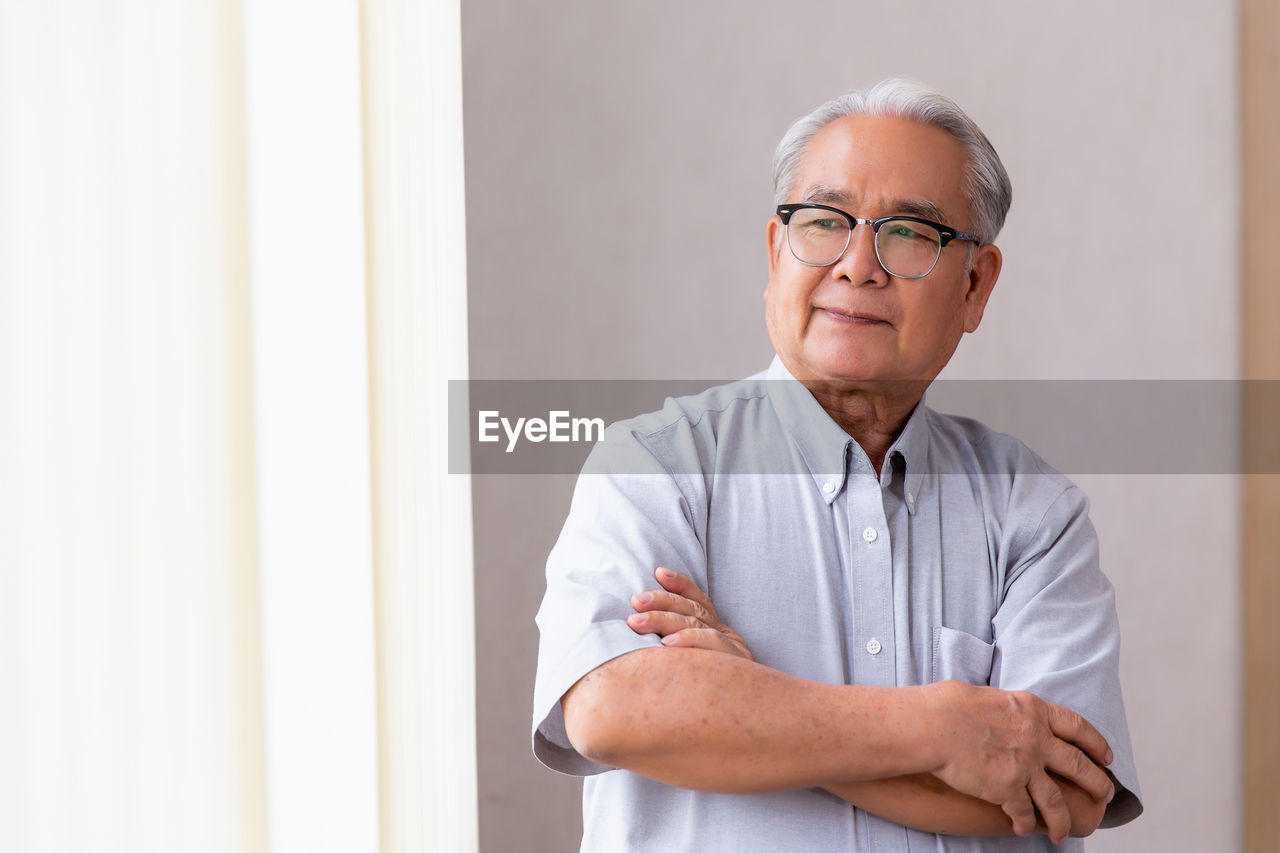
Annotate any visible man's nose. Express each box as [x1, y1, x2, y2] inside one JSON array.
[[831, 223, 889, 286]]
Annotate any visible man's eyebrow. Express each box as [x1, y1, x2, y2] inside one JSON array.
[[890, 198, 949, 223], [799, 186, 951, 224], [800, 186, 853, 206]]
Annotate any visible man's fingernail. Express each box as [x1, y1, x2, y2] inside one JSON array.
[[1106, 786, 1115, 803], [1104, 748, 1114, 765], [627, 613, 643, 624], [634, 592, 652, 604], [661, 634, 678, 645], [656, 567, 674, 578]]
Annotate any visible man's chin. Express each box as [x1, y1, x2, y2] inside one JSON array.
[[794, 368, 932, 400], [797, 353, 916, 384]]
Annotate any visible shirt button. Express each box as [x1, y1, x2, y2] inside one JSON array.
[[862, 526, 878, 543], [822, 482, 834, 494], [866, 638, 882, 655]]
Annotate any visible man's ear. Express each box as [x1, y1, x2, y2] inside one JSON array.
[[962, 242, 1002, 333], [765, 216, 784, 279]]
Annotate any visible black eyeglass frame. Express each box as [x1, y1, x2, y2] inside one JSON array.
[[775, 202, 982, 279]]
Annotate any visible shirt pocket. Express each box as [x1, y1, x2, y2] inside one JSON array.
[[931, 626, 995, 686]]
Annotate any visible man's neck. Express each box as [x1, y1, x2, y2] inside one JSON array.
[[772, 355, 930, 474], [809, 386, 922, 475]]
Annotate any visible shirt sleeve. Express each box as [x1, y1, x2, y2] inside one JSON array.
[[531, 421, 709, 776], [990, 484, 1144, 828]]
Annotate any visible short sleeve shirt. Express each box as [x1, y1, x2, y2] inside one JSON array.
[[532, 357, 1143, 852]]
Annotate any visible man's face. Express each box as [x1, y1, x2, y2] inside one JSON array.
[[764, 114, 1002, 387]]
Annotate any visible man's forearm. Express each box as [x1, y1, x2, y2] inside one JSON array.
[[602, 569, 1116, 843], [825, 773, 1105, 838], [562, 646, 938, 792]]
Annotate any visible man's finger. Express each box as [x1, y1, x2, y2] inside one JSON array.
[[654, 567, 718, 617], [659, 627, 741, 656], [1047, 702, 1112, 767], [1000, 789, 1037, 837], [626, 609, 706, 638], [1044, 739, 1114, 804], [1026, 770, 1069, 844], [631, 589, 711, 624]]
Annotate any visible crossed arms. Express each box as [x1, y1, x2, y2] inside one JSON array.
[[561, 567, 1115, 845]]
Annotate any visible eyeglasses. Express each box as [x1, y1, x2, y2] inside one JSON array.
[[776, 203, 981, 279]]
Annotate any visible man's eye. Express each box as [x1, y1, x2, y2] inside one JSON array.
[[885, 222, 937, 243], [805, 218, 843, 231]]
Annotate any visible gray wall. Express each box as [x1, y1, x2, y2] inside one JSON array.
[[463, 2, 1241, 850]]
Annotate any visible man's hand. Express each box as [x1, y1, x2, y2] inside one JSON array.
[[921, 680, 1114, 842], [625, 567, 1115, 845], [626, 566, 754, 661]]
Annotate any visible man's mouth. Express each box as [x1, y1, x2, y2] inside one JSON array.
[[819, 308, 890, 325]]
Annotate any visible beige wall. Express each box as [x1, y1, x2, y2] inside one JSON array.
[[463, 2, 1242, 850], [1243, 0, 1280, 849]]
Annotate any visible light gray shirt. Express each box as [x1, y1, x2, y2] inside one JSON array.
[[533, 357, 1142, 852]]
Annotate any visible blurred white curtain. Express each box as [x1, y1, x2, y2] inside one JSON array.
[[0, 1, 267, 850], [361, 0, 477, 850], [0, 0, 475, 850]]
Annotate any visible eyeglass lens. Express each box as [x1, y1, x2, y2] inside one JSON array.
[[786, 209, 942, 278]]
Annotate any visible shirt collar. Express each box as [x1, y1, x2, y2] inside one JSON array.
[[883, 392, 931, 515], [765, 356, 851, 504], [764, 355, 931, 513]]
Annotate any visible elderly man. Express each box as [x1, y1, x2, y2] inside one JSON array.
[[531, 79, 1141, 851]]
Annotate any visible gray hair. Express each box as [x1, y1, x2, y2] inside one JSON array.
[[772, 79, 1012, 244]]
